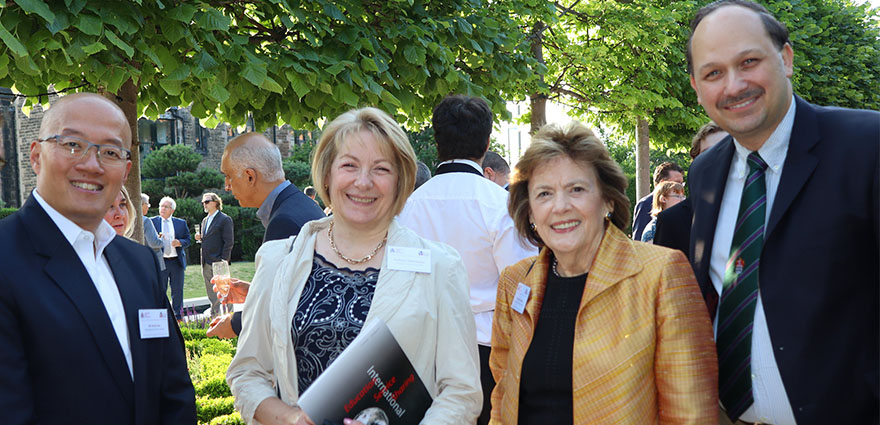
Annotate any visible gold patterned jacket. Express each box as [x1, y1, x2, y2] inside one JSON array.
[[489, 224, 718, 424]]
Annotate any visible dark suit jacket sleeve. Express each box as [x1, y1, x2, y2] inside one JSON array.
[[231, 311, 242, 335], [632, 195, 652, 241], [0, 269, 37, 423], [142, 217, 163, 250], [652, 201, 691, 257], [221, 214, 234, 261], [263, 216, 302, 243]]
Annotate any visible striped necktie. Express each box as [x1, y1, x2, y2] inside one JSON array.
[[718, 152, 768, 421]]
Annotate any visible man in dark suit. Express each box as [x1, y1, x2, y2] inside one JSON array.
[[152, 197, 190, 320], [0, 92, 195, 423], [481, 150, 510, 190], [686, 1, 879, 424], [631, 161, 683, 240], [652, 122, 727, 257], [208, 132, 325, 337], [194, 192, 233, 316]]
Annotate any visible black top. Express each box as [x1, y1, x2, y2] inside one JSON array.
[[291, 252, 379, 393], [518, 267, 587, 425]]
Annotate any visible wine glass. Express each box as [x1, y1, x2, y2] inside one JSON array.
[[211, 260, 231, 314], [194, 224, 202, 244]]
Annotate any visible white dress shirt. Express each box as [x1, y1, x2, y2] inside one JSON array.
[[710, 97, 797, 424], [398, 159, 537, 345], [162, 217, 177, 258], [33, 190, 134, 379]]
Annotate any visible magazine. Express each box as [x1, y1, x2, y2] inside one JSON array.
[[297, 318, 433, 425]]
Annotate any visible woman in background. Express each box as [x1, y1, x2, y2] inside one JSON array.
[[490, 121, 716, 424], [104, 186, 136, 237], [641, 181, 685, 244], [227, 107, 481, 425]]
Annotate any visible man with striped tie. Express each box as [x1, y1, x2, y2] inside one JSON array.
[[685, 1, 879, 424]]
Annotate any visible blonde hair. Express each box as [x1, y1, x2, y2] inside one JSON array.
[[508, 121, 629, 248], [311, 108, 417, 218], [120, 186, 136, 238], [651, 181, 684, 216]]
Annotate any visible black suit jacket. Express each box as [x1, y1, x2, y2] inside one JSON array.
[[200, 211, 234, 265], [263, 182, 326, 243], [631, 192, 653, 240], [0, 196, 196, 424], [151, 215, 191, 268], [688, 96, 879, 424], [652, 198, 692, 258]]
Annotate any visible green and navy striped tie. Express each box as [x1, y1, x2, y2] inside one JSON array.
[[718, 151, 768, 421]]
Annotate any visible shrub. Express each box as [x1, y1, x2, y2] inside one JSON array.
[[224, 206, 264, 261], [142, 144, 202, 178], [0, 207, 17, 220], [282, 159, 312, 190], [195, 376, 232, 398], [208, 412, 245, 425], [196, 396, 235, 424]]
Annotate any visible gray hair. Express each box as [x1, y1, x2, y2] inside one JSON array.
[[225, 137, 285, 181], [415, 161, 431, 189], [482, 151, 509, 174], [140, 193, 150, 205], [159, 196, 176, 210]]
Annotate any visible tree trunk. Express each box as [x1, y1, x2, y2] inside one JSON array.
[[102, 80, 144, 243], [635, 117, 651, 200], [529, 21, 547, 135]]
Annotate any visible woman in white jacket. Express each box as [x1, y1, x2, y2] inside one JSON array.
[[227, 107, 481, 425]]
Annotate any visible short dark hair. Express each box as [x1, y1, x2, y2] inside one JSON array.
[[690, 121, 723, 159], [482, 151, 509, 174], [432, 95, 492, 162], [303, 186, 317, 197], [653, 162, 683, 185], [687, 0, 790, 75]]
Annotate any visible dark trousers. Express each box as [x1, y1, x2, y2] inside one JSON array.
[[478, 344, 495, 425], [159, 258, 184, 319]]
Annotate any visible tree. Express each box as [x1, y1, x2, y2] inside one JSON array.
[[0, 0, 544, 235], [531, 0, 879, 198]]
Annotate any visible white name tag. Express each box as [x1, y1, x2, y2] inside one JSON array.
[[139, 309, 170, 339], [386, 246, 432, 274], [511, 283, 531, 314]]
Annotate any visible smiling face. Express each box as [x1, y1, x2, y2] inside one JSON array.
[[528, 156, 611, 263], [30, 95, 132, 231], [104, 190, 129, 236], [327, 131, 398, 232], [689, 5, 793, 150]]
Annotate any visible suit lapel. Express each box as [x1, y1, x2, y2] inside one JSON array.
[[766, 97, 819, 240], [22, 200, 135, 406], [690, 138, 735, 283], [104, 240, 145, 408]]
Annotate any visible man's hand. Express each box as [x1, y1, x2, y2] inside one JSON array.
[[194, 232, 202, 241], [206, 313, 237, 339], [171, 239, 182, 247], [214, 278, 250, 304]]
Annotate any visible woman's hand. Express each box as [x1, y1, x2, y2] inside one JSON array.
[[254, 398, 316, 425], [343, 419, 366, 425]]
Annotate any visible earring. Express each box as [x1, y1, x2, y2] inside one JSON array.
[[530, 222, 536, 231], [605, 211, 612, 220]]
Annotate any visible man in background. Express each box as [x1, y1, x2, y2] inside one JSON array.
[[140, 193, 165, 271], [399, 95, 537, 425], [194, 192, 233, 317], [152, 196, 190, 320], [631, 161, 683, 241], [481, 150, 510, 190]]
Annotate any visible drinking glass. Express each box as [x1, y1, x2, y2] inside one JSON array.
[[194, 224, 202, 244], [211, 260, 231, 314]]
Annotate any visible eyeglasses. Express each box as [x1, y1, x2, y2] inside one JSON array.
[[39, 135, 131, 167], [669, 194, 686, 199], [202, 200, 213, 204]]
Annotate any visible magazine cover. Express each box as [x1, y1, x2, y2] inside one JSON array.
[[298, 318, 433, 425]]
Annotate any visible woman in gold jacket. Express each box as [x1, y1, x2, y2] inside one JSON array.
[[489, 121, 717, 424]]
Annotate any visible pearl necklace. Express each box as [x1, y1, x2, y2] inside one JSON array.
[[328, 220, 387, 265]]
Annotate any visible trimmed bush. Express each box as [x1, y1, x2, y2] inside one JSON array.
[[195, 376, 232, 398], [208, 412, 245, 425], [197, 396, 235, 424], [0, 207, 17, 220]]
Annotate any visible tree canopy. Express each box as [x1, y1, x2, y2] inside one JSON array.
[[0, 0, 544, 129]]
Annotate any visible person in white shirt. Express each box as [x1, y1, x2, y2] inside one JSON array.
[[398, 95, 537, 425], [151, 196, 190, 320], [0, 92, 195, 423]]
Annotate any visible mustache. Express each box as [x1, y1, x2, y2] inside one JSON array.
[[718, 88, 764, 108]]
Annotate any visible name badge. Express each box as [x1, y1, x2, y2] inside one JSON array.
[[386, 246, 432, 274], [139, 309, 170, 339], [511, 283, 531, 314]]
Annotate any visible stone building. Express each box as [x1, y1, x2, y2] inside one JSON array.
[[0, 89, 311, 208]]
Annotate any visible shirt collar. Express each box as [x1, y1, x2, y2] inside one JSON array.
[[257, 180, 291, 226], [438, 159, 483, 174], [732, 95, 795, 175], [205, 210, 219, 221], [32, 189, 116, 254]]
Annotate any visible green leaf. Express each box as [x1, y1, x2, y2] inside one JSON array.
[[260, 76, 284, 93], [16, 0, 55, 24], [159, 20, 185, 43], [14, 54, 40, 75], [74, 14, 103, 36], [170, 4, 198, 22], [0, 54, 9, 79], [0, 23, 28, 57], [403, 45, 424, 64], [380, 89, 402, 107], [105, 66, 128, 93], [46, 13, 70, 35], [326, 62, 345, 76], [81, 41, 107, 54], [159, 78, 182, 95], [286, 71, 310, 100], [165, 64, 191, 81], [333, 83, 359, 107], [239, 63, 267, 87], [104, 31, 134, 58], [195, 9, 230, 31], [360, 57, 379, 73], [195, 49, 219, 71], [323, 3, 346, 21], [206, 84, 230, 103], [136, 40, 163, 68]]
